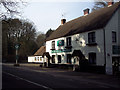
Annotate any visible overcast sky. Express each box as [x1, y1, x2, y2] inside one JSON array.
[[20, 0, 96, 33], [19, 0, 120, 33]]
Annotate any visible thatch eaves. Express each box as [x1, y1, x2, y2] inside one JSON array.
[[34, 46, 46, 56]]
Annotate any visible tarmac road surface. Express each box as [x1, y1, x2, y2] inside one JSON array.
[[2, 63, 120, 89]]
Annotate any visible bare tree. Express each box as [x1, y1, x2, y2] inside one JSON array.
[[5, 19, 36, 43], [36, 32, 45, 47], [2, 18, 38, 62], [0, 0, 27, 19], [92, 0, 108, 11], [45, 28, 54, 38]]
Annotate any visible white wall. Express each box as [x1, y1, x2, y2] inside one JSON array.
[[72, 30, 105, 66], [104, 7, 120, 75], [28, 56, 34, 62], [46, 37, 67, 64], [46, 7, 120, 74], [28, 56, 46, 63], [118, 7, 120, 46], [0, 21, 1, 62], [46, 29, 105, 66]]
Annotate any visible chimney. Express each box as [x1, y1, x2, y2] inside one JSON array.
[[61, 19, 66, 25], [108, 0, 114, 7], [83, 8, 90, 16]]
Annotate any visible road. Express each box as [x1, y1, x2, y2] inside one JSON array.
[[2, 63, 120, 89]]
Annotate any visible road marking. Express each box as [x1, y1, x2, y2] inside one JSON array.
[[3, 71, 53, 90], [14, 66, 66, 73], [3, 65, 120, 88], [14, 68, 113, 88], [3, 64, 67, 72]]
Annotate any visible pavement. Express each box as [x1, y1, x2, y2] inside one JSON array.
[[2, 63, 120, 89]]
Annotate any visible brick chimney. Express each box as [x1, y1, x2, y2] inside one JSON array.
[[83, 8, 90, 16], [108, 0, 114, 7], [61, 19, 66, 25]]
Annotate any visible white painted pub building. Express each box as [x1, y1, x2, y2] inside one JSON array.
[[45, 2, 120, 75]]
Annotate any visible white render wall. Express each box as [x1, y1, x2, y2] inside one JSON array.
[[118, 7, 120, 47], [72, 29, 105, 66], [28, 56, 34, 62], [46, 28, 105, 66], [46, 37, 67, 64], [28, 56, 46, 63], [46, 6, 120, 75], [104, 7, 120, 75]]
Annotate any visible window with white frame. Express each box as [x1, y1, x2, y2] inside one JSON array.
[[52, 55, 55, 63], [112, 31, 117, 43], [67, 54, 71, 64], [89, 53, 96, 64], [88, 32, 96, 44], [66, 37, 71, 46], [51, 41, 55, 49], [58, 55, 61, 63]]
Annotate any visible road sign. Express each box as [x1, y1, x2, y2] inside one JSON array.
[[15, 44, 19, 49]]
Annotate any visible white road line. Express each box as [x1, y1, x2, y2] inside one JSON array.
[[14, 67, 48, 73], [14, 66, 65, 73], [4, 65, 120, 88], [3, 71, 53, 90]]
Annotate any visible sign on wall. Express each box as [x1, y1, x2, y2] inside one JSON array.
[[57, 40, 64, 46], [51, 49, 71, 53]]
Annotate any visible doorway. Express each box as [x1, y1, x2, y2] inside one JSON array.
[[112, 57, 120, 74], [52, 55, 55, 63], [58, 55, 61, 63]]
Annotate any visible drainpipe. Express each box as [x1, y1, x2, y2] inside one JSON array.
[[103, 28, 106, 70]]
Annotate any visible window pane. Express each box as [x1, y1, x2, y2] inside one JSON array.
[[112, 31, 116, 43], [58, 55, 61, 63], [66, 37, 71, 46], [89, 53, 96, 64], [52, 41, 55, 49], [52, 55, 55, 63], [69, 37, 71, 46], [88, 32, 95, 43], [67, 54, 71, 63]]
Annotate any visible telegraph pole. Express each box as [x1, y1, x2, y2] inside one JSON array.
[[14, 37, 20, 66], [15, 44, 19, 64]]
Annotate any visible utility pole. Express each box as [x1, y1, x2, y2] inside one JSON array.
[[14, 37, 20, 66], [15, 44, 19, 64]]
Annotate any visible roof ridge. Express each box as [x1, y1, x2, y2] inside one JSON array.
[[46, 2, 120, 41]]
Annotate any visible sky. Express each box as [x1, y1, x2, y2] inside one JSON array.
[[21, 0, 95, 34]]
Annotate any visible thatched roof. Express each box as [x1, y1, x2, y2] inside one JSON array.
[[46, 2, 120, 41], [34, 46, 46, 56]]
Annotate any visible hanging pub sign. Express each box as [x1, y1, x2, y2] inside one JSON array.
[[15, 43, 20, 50], [57, 40, 64, 46]]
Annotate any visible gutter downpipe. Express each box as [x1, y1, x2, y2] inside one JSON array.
[[103, 28, 106, 73]]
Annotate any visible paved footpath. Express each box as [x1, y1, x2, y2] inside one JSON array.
[[2, 63, 120, 89]]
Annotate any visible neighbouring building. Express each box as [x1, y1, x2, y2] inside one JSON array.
[[45, 1, 120, 75], [28, 46, 46, 63]]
